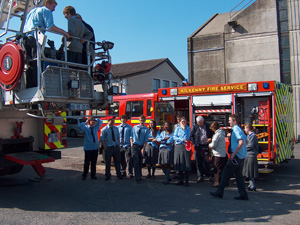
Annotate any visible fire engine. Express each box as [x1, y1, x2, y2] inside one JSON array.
[[95, 81, 294, 172], [85, 92, 174, 134], [158, 80, 294, 171], [0, 0, 114, 178]]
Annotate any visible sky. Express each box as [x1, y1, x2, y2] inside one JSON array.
[[7, 0, 247, 79]]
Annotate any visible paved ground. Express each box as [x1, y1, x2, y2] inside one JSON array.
[[1, 137, 300, 225]]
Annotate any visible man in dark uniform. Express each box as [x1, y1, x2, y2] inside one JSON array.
[[130, 115, 149, 183], [191, 116, 214, 183]]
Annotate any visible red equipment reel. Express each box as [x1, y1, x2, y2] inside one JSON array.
[[0, 42, 25, 91]]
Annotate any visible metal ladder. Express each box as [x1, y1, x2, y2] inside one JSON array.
[[0, 0, 44, 38]]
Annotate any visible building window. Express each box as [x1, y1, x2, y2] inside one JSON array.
[[171, 81, 178, 87], [153, 79, 160, 91], [277, 0, 291, 84], [163, 80, 169, 88]]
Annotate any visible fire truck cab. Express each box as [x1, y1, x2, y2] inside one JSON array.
[[158, 81, 294, 170]]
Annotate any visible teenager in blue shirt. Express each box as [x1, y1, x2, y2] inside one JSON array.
[[23, 0, 69, 37], [144, 120, 160, 178], [118, 114, 133, 178], [210, 114, 249, 200], [78, 117, 102, 180], [130, 115, 149, 183], [100, 117, 122, 180], [157, 121, 174, 184], [23, 0, 70, 88], [173, 117, 192, 186]]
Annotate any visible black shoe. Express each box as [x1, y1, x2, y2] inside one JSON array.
[[197, 177, 204, 183], [129, 175, 134, 178], [247, 187, 256, 192], [105, 176, 111, 181], [151, 175, 155, 179], [146, 174, 151, 179], [136, 178, 142, 183], [82, 175, 87, 180], [91, 176, 97, 180], [210, 192, 223, 198], [176, 181, 184, 186], [117, 175, 123, 180], [234, 196, 249, 200], [121, 173, 126, 177]]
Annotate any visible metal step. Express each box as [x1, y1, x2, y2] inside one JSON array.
[[258, 167, 274, 174], [4, 152, 54, 165]]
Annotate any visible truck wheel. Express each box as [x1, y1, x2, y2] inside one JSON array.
[[70, 129, 77, 137], [0, 165, 23, 176], [9, 165, 23, 174]]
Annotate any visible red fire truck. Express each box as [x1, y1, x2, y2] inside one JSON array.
[[157, 80, 294, 170], [86, 92, 178, 133], [94, 80, 294, 171]]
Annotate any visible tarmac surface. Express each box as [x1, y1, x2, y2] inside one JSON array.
[[1, 137, 300, 225]]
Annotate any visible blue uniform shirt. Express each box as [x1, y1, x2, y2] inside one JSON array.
[[23, 6, 55, 36], [147, 130, 161, 148], [100, 125, 120, 147], [173, 125, 191, 145], [78, 118, 102, 151], [231, 125, 247, 159], [118, 123, 132, 148], [157, 131, 174, 151], [131, 125, 149, 146]]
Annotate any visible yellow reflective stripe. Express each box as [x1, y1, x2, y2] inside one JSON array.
[[44, 124, 65, 149], [130, 119, 151, 124], [274, 81, 294, 164], [257, 158, 269, 161], [44, 123, 51, 135]]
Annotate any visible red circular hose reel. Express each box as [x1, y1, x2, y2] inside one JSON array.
[[0, 42, 25, 91]]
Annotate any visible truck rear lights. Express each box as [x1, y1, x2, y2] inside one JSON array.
[[170, 88, 177, 96], [248, 83, 257, 91]]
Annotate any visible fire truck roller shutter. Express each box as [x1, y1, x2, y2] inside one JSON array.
[[192, 94, 232, 106]]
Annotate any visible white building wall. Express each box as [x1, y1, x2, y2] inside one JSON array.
[[127, 62, 183, 94], [225, 33, 281, 83], [224, 0, 281, 83]]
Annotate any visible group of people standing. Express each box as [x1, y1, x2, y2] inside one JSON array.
[[78, 113, 259, 200], [23, 0, 94, 88]]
